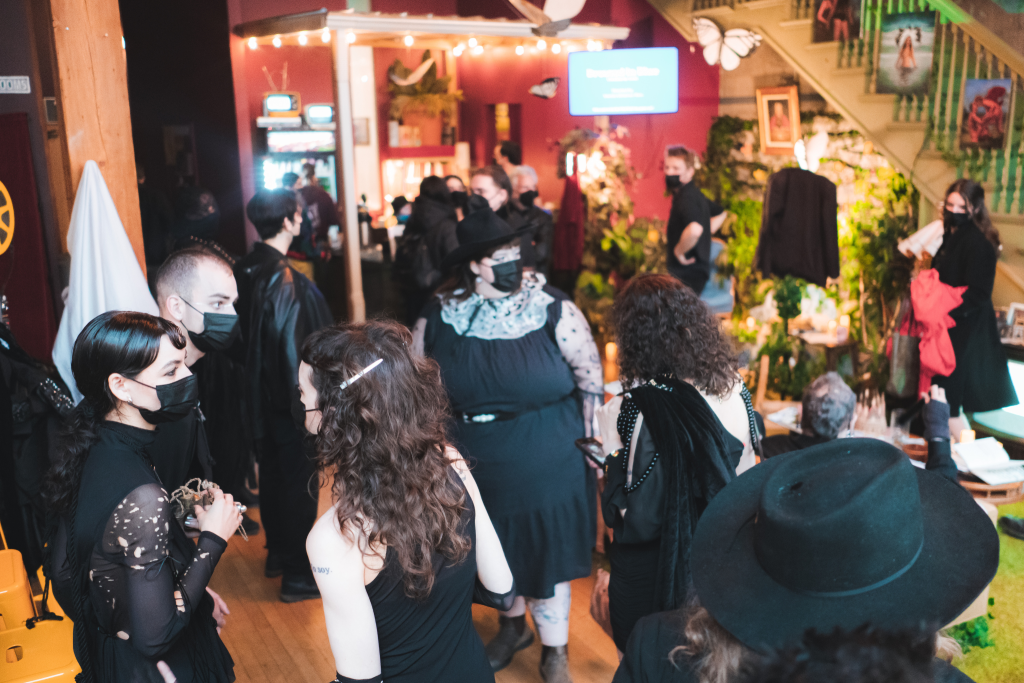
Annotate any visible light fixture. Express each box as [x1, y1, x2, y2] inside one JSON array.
[[298, 32, 308, 45], [537, 39, 547, 50], [468, 37, 478, 48], [248, 36, 258, 49], [345, 32, 356, 44], [272, 34, 282, 48], [566, 152, 574, 176], [577, 153, 587, 174], [323, 29, 332, 43], [404, 35, 414, 46], [472, 44, 484, 56], [515, 45, 525, 56], [551, 43, 562, 54], [453, 43, 465, 56]]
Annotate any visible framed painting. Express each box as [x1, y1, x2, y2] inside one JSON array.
[[756, 86, 801, 155], [960, 79, 1013, 150]]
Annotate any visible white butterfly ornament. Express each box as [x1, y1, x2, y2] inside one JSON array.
[[529, 77, 560, 99], [692, 17, 761, 71]]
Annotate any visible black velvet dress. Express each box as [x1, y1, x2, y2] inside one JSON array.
[[931, 221, 1017, 414], [50, 422, 234, 683]]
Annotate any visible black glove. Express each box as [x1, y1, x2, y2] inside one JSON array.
[[922, 398, 951, 442]]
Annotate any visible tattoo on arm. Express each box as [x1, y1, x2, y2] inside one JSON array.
[[312, 565, 331, 576]]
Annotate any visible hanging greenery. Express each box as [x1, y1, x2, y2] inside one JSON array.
[[387, 50, 463, 120]]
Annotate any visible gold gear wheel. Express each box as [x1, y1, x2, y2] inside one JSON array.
[[0, 180, 13, 256]]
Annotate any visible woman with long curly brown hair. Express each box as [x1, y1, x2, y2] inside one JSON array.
[[299, 320, 515, 683], [596, 274, 761, 654]]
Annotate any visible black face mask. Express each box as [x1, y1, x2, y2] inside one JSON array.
[[665, 175, 683, 192], [183, 300, 239, 354], [131, 375, 199, 425], [450, 190, 468, 209], [489, 258, 523, 293], [291, 391, 317, 433], [943, 208, 971, 231], [519, 190, 538, 207]]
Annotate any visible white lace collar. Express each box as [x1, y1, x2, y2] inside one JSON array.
[[439, 273, 555, 340]]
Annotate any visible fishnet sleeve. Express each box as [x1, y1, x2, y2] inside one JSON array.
[[100, 483, 227, 658], [554, 300, 604, 436]]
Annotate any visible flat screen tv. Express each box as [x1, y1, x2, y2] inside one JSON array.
[[568, 47, 679, 116]]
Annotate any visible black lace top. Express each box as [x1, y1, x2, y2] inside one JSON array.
[[50, 422, 234, 683]]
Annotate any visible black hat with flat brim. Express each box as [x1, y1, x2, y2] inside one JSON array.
[[440, 200, 532, 271], [691, 438, 999, 651]]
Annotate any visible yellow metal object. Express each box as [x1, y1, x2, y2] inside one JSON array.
[[0, 551, 34, 629], [0, 620, 80, 682], [0, 181, 12, 257]]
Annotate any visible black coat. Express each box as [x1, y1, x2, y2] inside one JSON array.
[[931, 222, 1017, 413], [511, 202, 555, 276], [404, 195, 458, 289], [234, 242, 333, 439], [756, 168, 839, 287]]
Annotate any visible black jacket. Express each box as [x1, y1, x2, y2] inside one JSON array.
[[756, 168, 839, 287], [401, 195, 458, 291], [234, 242, 333, 438], [932, 222, 1017, 413], [511, 202, 555, 276]]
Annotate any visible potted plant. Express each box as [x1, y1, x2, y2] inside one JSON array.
[[387, 50, 463, 146]]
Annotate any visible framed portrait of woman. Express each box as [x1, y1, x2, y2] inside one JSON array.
[[756, 86, 801, 155]]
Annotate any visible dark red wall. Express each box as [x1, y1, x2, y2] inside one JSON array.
[[244, 44, 335, 126]]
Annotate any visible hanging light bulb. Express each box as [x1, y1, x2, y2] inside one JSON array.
[[248, 36, 258, 50], [404, 35, 414, 47], [551, 42, 562, 54], [537, 39, 547, 51], [453, 43, 465, 56], [272, 34, 282, 48], [468, 37, 478, 48], [472, 44, 484, 56], [515, 45, 525, 56], [298, 32, 308, 45], [322, 29, 332, 43]]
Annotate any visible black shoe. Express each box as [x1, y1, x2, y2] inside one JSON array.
[[539, 645, 572, 683], [280, 574, 320, 603], [265, 553, 284, 578], [485, 615, 534, 672], [999, 515, 1024, 540], [237, 512, 260, 536]]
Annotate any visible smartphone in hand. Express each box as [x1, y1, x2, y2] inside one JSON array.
[[575, 437, 607, 467]]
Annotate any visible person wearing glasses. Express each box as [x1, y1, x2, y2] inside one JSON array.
[[412, 199, 603, 683]]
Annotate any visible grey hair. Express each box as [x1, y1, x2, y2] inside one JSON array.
[[801, 372, 856, 439], [511, 165, 538, 185]]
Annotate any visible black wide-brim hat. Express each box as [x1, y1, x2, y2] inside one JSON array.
[[440, 200, 532, 271], [691, 439, 999, 651]]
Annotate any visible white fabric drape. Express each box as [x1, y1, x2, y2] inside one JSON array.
[[52, 161, 158, 402]]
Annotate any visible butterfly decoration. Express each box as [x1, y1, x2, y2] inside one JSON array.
[[507, 0, 586, 37], [389, 58, 435, 87], [530, 77, 560, 99], [692, 17, 762, 71]]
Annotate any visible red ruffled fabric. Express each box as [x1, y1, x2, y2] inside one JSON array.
[[902, 269, 967, 396]]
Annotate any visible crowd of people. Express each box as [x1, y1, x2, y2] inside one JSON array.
[[39, 141, 1006, 683]]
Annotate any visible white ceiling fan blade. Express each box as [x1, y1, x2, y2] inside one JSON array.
[[508, 0, 552, 25], [542, 0, 586, 22]]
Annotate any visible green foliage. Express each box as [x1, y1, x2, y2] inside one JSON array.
[[387, 50, 463, 120], [948, 614, 996, 653], [696, 116, 765, 205], [718, 198, 765, 320], [775, 275, 803, 322], [749, 323, 827, 400]]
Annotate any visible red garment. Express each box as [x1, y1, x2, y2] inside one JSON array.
[[904, 269, 966, 396], [552, 174, 585, 271]]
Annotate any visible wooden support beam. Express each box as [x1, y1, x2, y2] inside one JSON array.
[[48, 0, 146, 274]]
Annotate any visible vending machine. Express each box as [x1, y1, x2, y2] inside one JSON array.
[[254, 129, 337, 199]]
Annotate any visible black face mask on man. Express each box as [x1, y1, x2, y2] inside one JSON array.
[[519, 190, 539, 207], [130, 375, 199, 424], [183, 300, 239, 353], [488, 258, 524, 293], [450, 190, 468, 210], [665, 175, 683, 191], [943, 208, 972, 231]]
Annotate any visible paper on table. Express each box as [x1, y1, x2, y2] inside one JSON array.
[[953, 437, 1024, 485]]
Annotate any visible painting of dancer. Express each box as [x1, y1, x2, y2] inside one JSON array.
[[813, 0, 862, 42], [961, 79, 1013, 150], [876, 12, 935, 95]]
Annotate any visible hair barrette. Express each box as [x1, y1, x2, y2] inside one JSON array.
[[340, 358, 383, 390]]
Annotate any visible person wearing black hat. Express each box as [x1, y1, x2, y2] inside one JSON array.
[[412, 200, 603, 683], [612, 388, 994, 683]]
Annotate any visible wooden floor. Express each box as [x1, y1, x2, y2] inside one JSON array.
[[210, 492, 620, 683]]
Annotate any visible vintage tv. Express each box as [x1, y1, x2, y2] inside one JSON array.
[[263, 91, 301, 118]]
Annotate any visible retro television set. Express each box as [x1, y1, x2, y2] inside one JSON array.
[[263, 92, 301, 118]]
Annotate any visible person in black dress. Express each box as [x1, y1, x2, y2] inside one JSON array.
[[46, 311, 241, 683], [596, 274, 760, 653], [298, 320, 515, 683], [412, 203, 603, 682], [664, 146, 713, 294], [614, 391, 994, 683], [931, 179, 1017, 428]]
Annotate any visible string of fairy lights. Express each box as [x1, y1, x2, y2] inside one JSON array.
[[246, 31, 608, 54]]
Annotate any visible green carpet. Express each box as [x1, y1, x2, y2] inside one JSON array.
[[956, 501, 1024, 682]]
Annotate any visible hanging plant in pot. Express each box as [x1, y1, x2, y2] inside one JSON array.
[[387, 50, 463, 146]]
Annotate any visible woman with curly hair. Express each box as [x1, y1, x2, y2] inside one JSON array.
[[596, 274, 761, 653], [46, 311, 240, 683], [299, 320, 515, 683]]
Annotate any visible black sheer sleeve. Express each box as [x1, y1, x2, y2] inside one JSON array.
[[101, 483, 227, 658], [922, 399, 959, 485], [472, 576, 517, 611]]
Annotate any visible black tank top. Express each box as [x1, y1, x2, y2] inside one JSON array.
[[365, 476, 493, 683]]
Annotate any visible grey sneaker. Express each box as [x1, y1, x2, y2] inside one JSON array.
[[539, 645, 572, 683], [485, 615, 535, 671]]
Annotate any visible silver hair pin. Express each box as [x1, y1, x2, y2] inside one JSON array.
[[340, 358, 383, 390]]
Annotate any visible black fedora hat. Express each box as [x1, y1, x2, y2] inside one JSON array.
[[440, 199, 532, 271], [691, 439, 999, 651]]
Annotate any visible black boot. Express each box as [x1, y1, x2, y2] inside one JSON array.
[[280, 573, 321, 603], [539, 645, 572, 683], [485, 615, 534, 671], [999, 515, 1024, 540]]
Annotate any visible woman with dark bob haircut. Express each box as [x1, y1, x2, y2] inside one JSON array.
[[46, 311, 241, 683], [596, 274, 761, 653], [299, 320, 515, 683]]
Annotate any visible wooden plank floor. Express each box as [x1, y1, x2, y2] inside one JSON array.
[[209, 490, 620, 683]]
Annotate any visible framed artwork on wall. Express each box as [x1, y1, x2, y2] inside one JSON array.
[[960, 79, 1013, 150], [876, 12, 936, 96], [756, 86, 801, 155], [813, 0, 863, 42]]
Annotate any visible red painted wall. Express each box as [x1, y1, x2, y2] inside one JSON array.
[[244, 44, 335, 125]]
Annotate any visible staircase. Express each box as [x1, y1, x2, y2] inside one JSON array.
[[649, 0, 1024, 302]]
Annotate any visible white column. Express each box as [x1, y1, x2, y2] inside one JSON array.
[[333, 32, 366, 322]]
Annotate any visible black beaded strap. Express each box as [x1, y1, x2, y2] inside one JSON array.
[[617, 391, 661, 495], [740, 385, 762, 457]]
